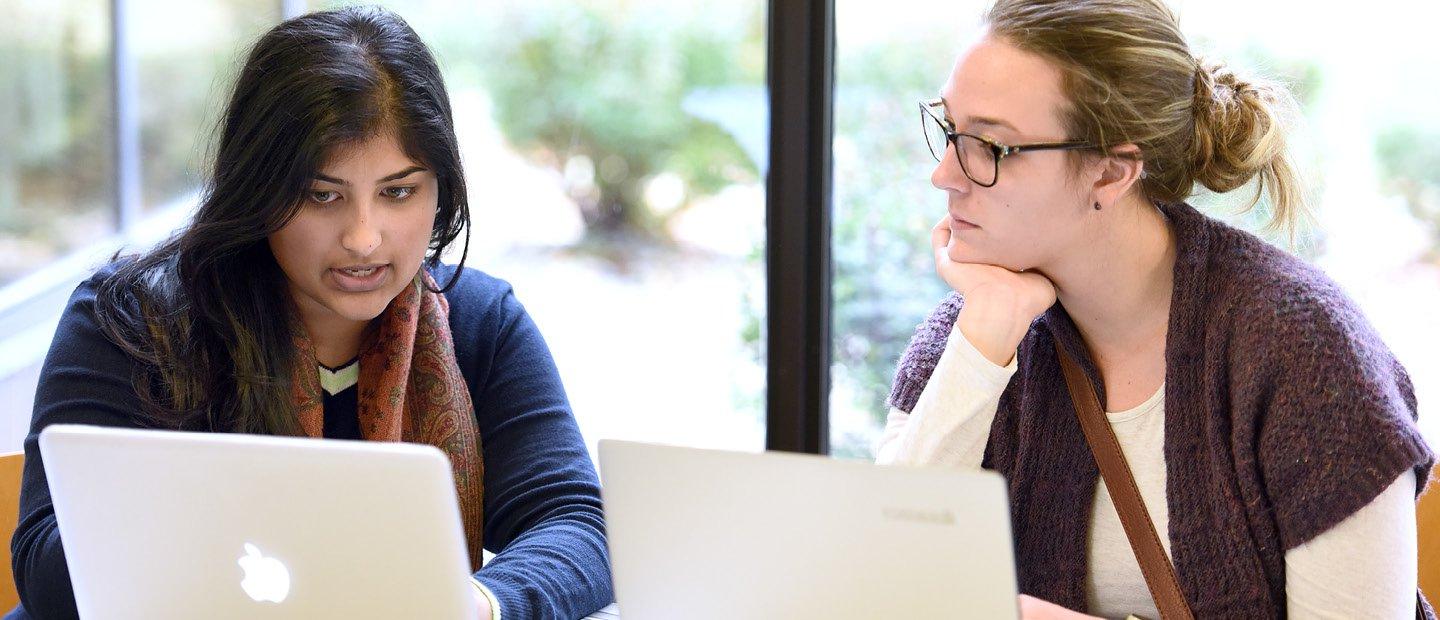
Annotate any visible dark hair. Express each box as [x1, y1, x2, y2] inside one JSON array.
[[94, 6, 470, 434]]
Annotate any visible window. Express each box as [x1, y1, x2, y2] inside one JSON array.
[[2, 0, 1435, 455], [132, 0, 279, 213], [0, 1, 113, 288], [828, 0, 966, 458]]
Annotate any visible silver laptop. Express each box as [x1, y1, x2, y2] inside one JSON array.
[[597, 440, 1020, 620], [38, 424, 478, 619]]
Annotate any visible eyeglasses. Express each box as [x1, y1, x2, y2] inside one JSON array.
[[919, 98, 1097, 187]]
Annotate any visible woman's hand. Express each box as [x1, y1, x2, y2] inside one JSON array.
[[932, 217, 1058, 367], [1019, 594, 1105, 619]]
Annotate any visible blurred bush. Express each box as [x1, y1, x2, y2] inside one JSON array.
[[479, 1, 763, 244], [1376, 125, 1440, 263]]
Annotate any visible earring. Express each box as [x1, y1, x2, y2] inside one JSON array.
[[1093, 201, 1102, 210]]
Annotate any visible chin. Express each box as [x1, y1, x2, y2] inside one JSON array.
[[948, 245, 1028, 272], [947, 243, 990, 265], [324, 293, 393, 323]]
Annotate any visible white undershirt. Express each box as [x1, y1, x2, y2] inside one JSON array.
[[875, 325, 1418, 619]]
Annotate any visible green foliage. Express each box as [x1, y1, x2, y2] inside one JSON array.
[[0, 45, 111, 235], [1376, 125, 1440, 260], [826, 32, 956, 455], [478, 2, 761, 239]]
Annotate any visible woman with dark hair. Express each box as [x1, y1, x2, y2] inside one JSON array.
[[876, 0, 1433, 618], [8, 7, 611, 619]]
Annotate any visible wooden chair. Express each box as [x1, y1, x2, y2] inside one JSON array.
[[1420, 462, 1440, 606], [0, 452, 24, 610]]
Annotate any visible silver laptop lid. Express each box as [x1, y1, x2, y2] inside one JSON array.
[[38, 424, 478, 620], [598, 440, 1020, 620]]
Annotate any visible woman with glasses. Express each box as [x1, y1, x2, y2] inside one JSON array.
[[876, 0, 1433, 618], [8, 7, 612, 619]]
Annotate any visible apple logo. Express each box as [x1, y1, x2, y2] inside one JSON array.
[[238, 543, 291, 603]]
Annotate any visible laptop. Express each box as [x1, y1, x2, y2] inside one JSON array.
[[38, 424, 478, 619], [597, 440, 1020, 620]]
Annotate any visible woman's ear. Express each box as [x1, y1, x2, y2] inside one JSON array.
[[1091, 144, 1144, 209]]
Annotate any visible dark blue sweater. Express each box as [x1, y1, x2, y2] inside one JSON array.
[[7, 263, 614, 619]]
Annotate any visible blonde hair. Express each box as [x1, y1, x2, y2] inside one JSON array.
[[985, 0, 1307, 236]]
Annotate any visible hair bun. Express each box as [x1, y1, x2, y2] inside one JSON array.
[[1189, 60, 1289, 194]]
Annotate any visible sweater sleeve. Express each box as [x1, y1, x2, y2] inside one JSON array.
[[469, 287, 614, 620], [887, 293, 965, 414], [10, 273, 147, 619], [1248, 283, 1434, 550], [875, 324, 1017, 467], [1244, 276, 1434, 549]]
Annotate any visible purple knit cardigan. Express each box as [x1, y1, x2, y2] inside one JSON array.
[[887, 201, 1435, 618]]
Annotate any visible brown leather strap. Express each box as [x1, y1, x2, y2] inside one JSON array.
[[1054, 340, 1194, 620]]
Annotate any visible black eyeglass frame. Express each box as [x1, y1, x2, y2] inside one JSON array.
[[920, 97, 1098, 187]]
